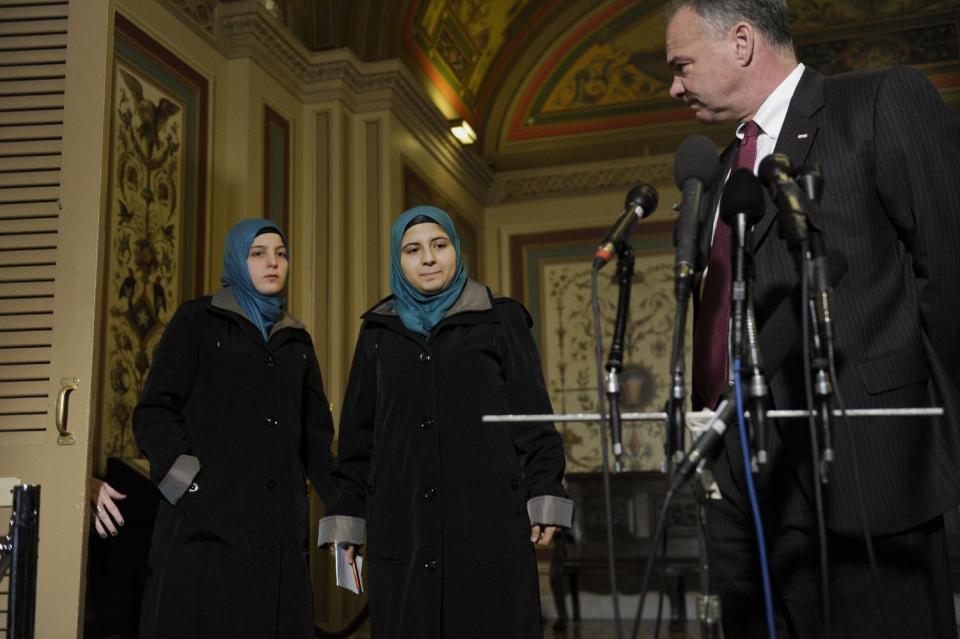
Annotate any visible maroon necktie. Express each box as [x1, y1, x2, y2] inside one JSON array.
[[692, 121, 761, 409]]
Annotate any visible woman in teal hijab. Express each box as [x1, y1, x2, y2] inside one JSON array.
[[388, 205, 468, 337], [321, 206, 573, 638], [134, 218, 336, 639], [220, 218, 287, 340]]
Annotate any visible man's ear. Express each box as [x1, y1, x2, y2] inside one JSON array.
[[733, 21, 755, 67]]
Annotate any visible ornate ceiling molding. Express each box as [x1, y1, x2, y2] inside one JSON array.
[[157, 0, 218, 38], [489, 155, 674, 205], [157, 0, 493, 203]]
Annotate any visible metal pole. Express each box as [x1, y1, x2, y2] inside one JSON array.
[[482, 406, 944, 424]]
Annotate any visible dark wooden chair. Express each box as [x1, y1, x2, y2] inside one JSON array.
[[549, 471, 701, 631], [84, 458, 158, 639]]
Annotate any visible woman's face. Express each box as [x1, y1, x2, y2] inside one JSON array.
[[247, 232, 288, 295], [400, 222, 457, 294]]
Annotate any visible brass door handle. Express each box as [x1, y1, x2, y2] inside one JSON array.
[[55, 377, 79, 446]]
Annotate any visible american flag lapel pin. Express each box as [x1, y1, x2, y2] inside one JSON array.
[[797, 133, 809, 139]]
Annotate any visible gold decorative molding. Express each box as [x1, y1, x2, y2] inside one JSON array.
[[151, 0, 494, 203], [489, 155, 674, 204], [157, 0, 218, 38]]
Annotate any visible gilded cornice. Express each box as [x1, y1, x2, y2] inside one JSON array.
[[489, 156, 674, 205], [158, 0, 493, 203]]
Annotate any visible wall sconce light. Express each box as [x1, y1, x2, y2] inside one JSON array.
[[450, 119, 477, 145]]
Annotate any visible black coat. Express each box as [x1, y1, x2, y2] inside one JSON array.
[[133, 290, 336, 639], [330, 281, 569, 638], [701, 66, 960, 534]]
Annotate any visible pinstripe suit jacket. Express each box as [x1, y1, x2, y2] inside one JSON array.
[[702, 66, 960, 535]]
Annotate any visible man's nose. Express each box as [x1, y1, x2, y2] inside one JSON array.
[[669, 76, 684, 100]]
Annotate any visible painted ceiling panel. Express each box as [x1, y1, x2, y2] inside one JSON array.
[[404, 0, 545, 118], [506, 0, 679, 142]]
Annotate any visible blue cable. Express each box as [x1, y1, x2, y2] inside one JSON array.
[[733, 357, 777, 639]]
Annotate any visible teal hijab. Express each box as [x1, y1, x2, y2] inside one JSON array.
[[220, 218, 286, 341], [390, 206, 468, 336]]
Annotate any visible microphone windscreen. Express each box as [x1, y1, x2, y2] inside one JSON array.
[[758, 152, 792, 185], [674, 135, 719, 188], [720, 168, 765, 225], [624, 183, 659, 217]]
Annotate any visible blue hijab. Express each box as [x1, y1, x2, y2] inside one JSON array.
[[390, 206, 468, 336], [220, 218, 286, 341]]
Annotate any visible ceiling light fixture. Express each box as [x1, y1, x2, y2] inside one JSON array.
[[450, 119, 477, 145]]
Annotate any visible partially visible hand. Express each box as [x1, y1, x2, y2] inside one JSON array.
[[325, 543, 360, 565], [90, 477, 127, 539], [530, 525, 558, 546]]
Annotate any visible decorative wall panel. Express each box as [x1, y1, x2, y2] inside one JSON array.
[[510, 223, 688, 472], [97, 14, 208, 467]]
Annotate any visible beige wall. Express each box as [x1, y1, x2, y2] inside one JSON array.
[[101, 0, 695, 627]]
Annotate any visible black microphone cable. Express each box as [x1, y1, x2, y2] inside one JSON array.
[[800, 248, 832, 639], [760, 153, 831, 636], [590, 265, 624, 639], [827, 337, 893, 639], [793, 160, 890, 638], [628, 481, 678, 639]]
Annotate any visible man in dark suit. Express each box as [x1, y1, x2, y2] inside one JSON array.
[[665, 1, 960, 637]]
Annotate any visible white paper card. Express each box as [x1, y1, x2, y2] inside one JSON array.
[[334, 543, 363, 594]]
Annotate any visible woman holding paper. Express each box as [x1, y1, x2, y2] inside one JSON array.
[[319, 206, 571, 638], [134, 219, 336, 639]]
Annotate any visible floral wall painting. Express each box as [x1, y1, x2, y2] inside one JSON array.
[[510, 223, 690, 472], [263, 105, 290, 232], [97, 14, 208, 469]]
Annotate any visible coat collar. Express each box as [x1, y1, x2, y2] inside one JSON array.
[[210, 287, 305, 338], [362, 279, 498, 341], [365, 278, 492, 320], [750, 67, 825, 254]]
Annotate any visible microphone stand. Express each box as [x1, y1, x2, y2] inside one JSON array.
[[605, 242, 635, 473], [668, 208, 720, 639], [667, 259, 692, 475], [797, 165, 835, 482], [766, 163, 833, 635]]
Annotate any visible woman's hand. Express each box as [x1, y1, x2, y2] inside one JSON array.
[[530, 524, 558, 546], [90, 477, 127, 538], [325, 542, 361, 565]]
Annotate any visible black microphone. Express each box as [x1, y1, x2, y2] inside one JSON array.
[[671, 397, 738, 491], [673, 135, 719, 301], [758, 153, 814, 247], [719, 169, 765, 360], [593, 184, 659, 269], [719, 169, 768, 468], [795, 162, 823, 204], [666, 136, 718, 471]]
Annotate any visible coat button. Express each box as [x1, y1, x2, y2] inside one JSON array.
[[266, 354, 275, 367], [419, 417, 435, 431], [423, 486, 438, 500], [418, 352, 431, 363], [424, 559, 439, 570], [510, 478, 520, 490], [367, 484, 375, 496], [266, 479, 276, 490], [261, 543, 275, 552]]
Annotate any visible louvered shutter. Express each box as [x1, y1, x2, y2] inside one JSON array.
[[0, 0, 66, 437]]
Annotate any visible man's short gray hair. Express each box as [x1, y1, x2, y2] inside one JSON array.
[[667, 0, 794, 51]]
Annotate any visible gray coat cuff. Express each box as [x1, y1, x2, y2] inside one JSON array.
[[527, 495, 574, 528], [157, 454, 200, 505], [317, 515, 366, 546]]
